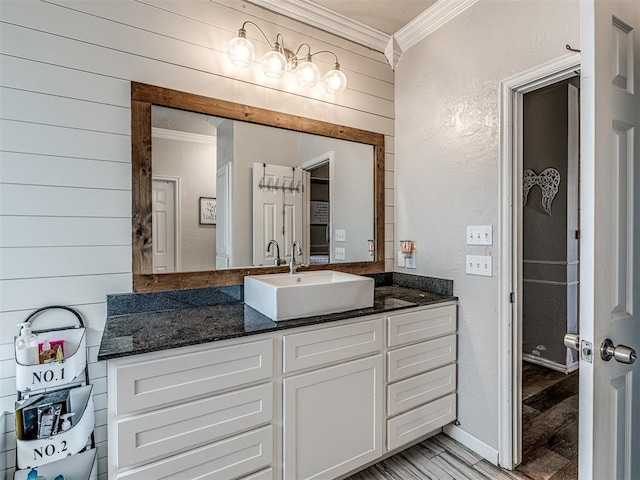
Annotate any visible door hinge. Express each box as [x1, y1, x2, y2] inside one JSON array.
[[509, 292, 515, 304], [575, 229, 580, 240]]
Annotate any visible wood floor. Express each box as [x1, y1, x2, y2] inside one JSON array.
[[516, 362, 579, 480], [347, 362, 578, 480], [346, 433, 530, 480]]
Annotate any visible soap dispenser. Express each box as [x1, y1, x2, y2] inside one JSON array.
[[15, 322, 38, 366]]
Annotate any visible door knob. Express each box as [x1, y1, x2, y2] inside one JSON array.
[[564, 333, 580, 351], [600, 338, 637, 364]]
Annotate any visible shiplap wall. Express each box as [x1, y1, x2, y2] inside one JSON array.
[[0, 0, 394, 477]]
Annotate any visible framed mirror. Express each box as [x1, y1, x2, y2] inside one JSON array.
[[132, 82, 385, 292]]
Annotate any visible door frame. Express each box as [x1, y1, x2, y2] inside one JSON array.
[[152, 175, 181, 272], [497, 53, 581, 469], [300, 151, 335, 264]]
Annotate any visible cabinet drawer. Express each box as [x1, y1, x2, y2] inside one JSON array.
[[115, 339, 274, 414], [387, 334, 456, 382], [387, 364, 456, 416], [242, 468, 274, 480], [117, 383, 274, 469], [117, 425, 273, 480], [386, 393, 456, 451], [283, 317, 383, 373], [387, 305, 456, 347]]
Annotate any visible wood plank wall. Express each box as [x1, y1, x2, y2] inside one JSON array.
[[0, 1, 395, 477]]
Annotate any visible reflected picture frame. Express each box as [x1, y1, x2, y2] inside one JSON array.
[[199, 197, 216, 225]]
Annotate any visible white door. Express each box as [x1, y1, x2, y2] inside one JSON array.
[[216, 163, 232, 269], [152, 179, 176, 273], [580, 1, 640, 478], [253, 163, 303, 266]]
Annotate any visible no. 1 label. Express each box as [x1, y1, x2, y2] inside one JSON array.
[[32, 367, 65, 385]]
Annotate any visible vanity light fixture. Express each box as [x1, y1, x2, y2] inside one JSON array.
[[227, 21, 347, 95]]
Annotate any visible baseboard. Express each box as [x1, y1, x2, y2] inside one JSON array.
[[566, 360, 579, 373], [442, 423, 499, 465], [523, 353, 577, 374]]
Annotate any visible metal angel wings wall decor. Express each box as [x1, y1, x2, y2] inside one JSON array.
[[523, 168, 560, 216]]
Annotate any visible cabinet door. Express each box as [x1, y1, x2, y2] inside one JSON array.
[[283, 355, 383, 480]]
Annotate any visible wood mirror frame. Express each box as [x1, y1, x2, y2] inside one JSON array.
[[132, 82, 385, 292]]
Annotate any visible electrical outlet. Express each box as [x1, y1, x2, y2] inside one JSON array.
[[466, 255, 492, 276], [335, 247, 346, 260], [335, 229, 346, 242], [466, 226, 493, 245]]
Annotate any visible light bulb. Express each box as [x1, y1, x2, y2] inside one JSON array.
[[227, 30, 255, 68], [295, 58, 320, 87], [323, 66, 347, 95], [262, 49, 287, 79]]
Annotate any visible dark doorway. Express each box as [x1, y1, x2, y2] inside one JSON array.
[[517, 76, 580, 479]]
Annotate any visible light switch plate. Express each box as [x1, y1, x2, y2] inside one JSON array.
[[467, 226, 493, 245], [466, 255, 492, 276], [405, 254, 416, 269], [335, 247, 346, 260], [335, 229, 346, 242]]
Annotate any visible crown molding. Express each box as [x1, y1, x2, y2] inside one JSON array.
[[385, 36, 402, 71], [394, 0, 480, 53], [152, 127, 217, 145], [246, 0, 391, 53], [245, 0, 480, 69]]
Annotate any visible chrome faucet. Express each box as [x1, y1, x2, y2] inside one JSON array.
[[266, 240, 282, 266], [289, 240, 302, 274]]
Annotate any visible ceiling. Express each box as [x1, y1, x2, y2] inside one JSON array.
[[309, 0, 438, 36]]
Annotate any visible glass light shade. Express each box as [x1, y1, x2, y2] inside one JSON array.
[[227, 35, 255, 67], [295, 60, 320, 87], [323, 68, 347, 95], [262, 49, 287, 79]]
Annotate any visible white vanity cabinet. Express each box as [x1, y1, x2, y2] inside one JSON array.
[[107, 338, 275, 480], [106, 301, 457, 480], [385, 304, 457, 451], [282, 317, 384, 480]]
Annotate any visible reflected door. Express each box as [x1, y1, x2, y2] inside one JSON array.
[[152, 178, 177, 273], [216, 163, 232, 269], [253, 163, 303, 266]]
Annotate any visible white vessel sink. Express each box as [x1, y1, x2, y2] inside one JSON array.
[[244, 271, 375, 321]]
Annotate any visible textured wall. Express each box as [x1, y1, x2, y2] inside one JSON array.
[[152, 135, 218, 272], [395, 0, 580, 450]]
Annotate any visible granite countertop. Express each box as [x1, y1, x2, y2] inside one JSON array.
[[98, 273, 456, 361]]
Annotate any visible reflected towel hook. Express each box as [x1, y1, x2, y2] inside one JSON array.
[[566, 44, 580, 53]]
